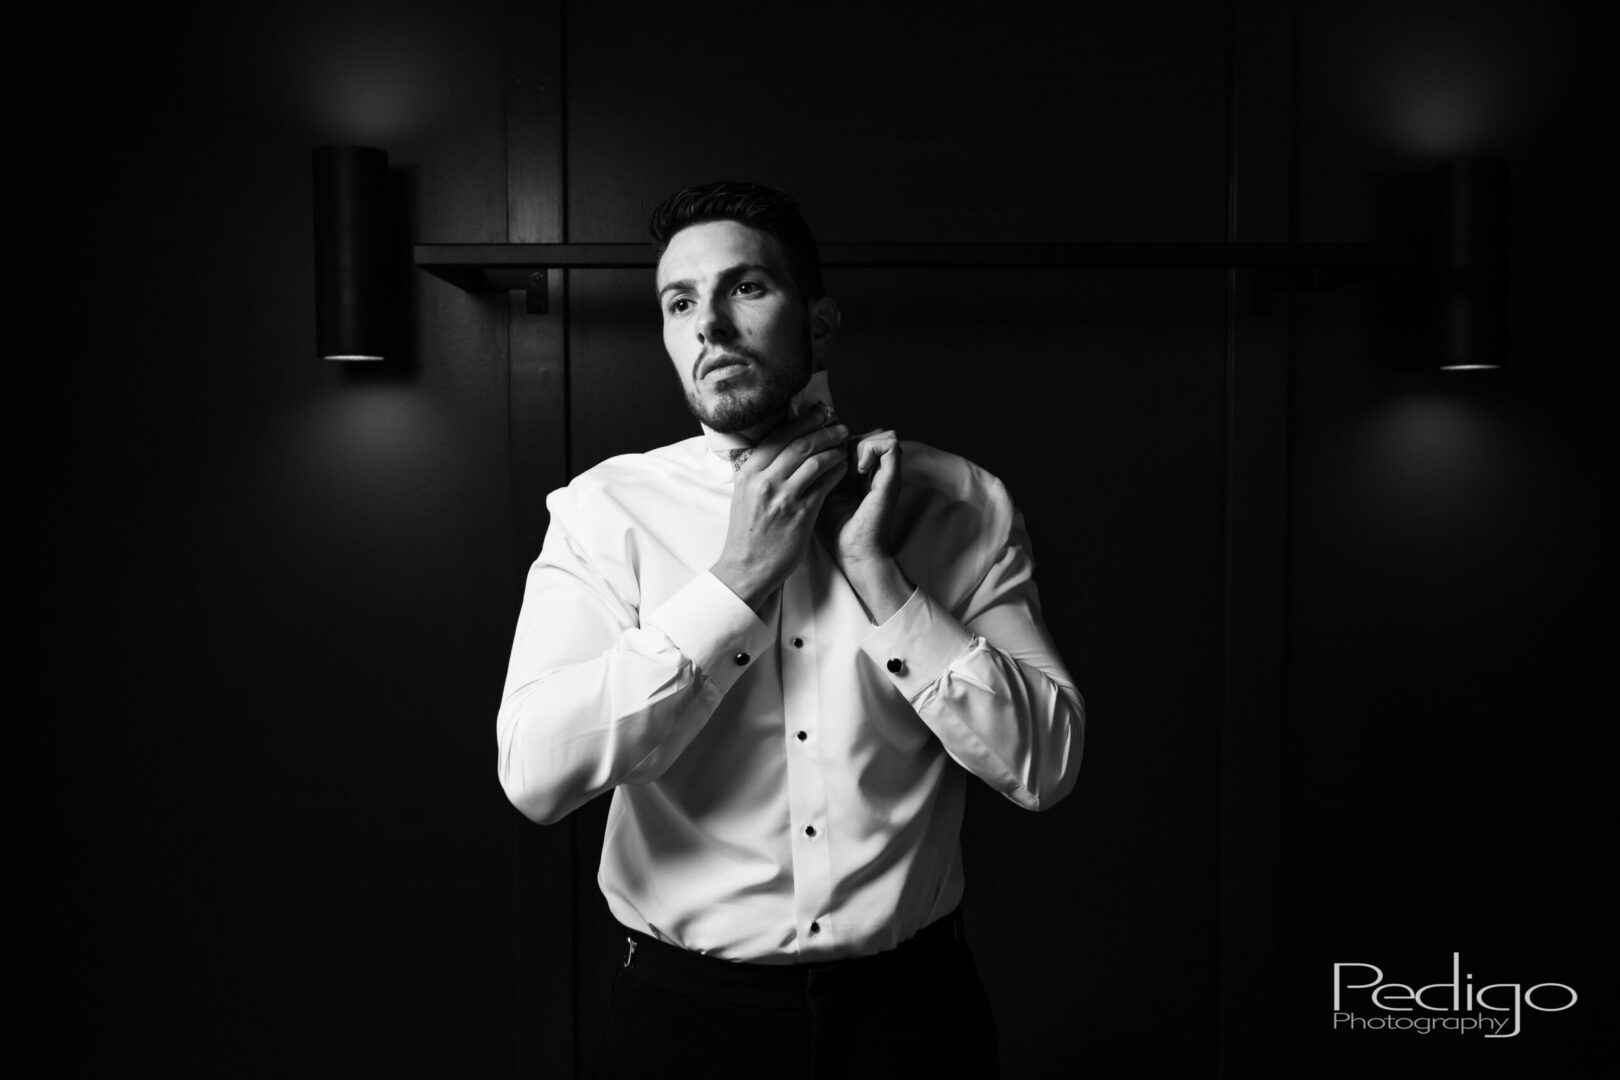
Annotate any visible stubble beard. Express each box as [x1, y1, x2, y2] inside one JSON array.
[[685, 325, 813, 434]]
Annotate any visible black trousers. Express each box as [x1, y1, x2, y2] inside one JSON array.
[[591, 909, 999, 1079]]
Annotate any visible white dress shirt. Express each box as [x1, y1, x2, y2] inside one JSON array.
[[497, 372, 1084, 963]]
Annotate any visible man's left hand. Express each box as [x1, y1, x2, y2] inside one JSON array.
[[817, 429, 914, 622]]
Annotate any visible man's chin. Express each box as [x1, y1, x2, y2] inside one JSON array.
[[686, 357, 811, 434], [691, 389, 784, 435]]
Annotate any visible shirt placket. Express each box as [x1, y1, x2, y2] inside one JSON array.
[[779, 555, 834, 955]]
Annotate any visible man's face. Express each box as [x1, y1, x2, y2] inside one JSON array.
[[656, 219, 815, 435]]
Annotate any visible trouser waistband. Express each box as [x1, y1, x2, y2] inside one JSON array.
[[617, 909, 969, 1009]]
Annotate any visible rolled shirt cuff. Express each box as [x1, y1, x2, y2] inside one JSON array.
[[643, 571, 775, 696], [859, 586, 976, 701]]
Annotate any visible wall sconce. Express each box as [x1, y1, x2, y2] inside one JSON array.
[[313, 145, 392, 361], [1434, 159, 1508, 372]]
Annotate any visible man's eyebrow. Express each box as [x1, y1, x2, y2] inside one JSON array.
[[656, 263, 780, 300], [722, 262, 777, 281]]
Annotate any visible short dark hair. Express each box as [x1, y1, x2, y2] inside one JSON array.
[[648, 180, 826, 299]]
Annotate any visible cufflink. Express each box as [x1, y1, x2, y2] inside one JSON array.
[[886, 657, 904, 674], [734, 651, 751, 666]]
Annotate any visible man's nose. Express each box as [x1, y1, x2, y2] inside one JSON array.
[[696, 297, 734, 343]]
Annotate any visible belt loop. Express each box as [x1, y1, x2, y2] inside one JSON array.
[[623, 937, 638, 969]]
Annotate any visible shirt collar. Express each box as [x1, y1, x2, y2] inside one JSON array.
[[699, 369, 834, 465]]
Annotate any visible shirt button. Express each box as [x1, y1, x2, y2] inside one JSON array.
[[796, 730, 808, 742], [809, 921, 821, 935], [791, 637, 804, 649], [734, 652, 750, 666], [886, 657, 904, 674], [804, 825, 817, 838]]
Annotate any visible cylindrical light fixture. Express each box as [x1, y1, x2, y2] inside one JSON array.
[[1434, 159, 1509, 371], [313, 145, 392, 361]]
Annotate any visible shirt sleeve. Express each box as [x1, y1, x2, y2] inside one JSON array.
[[857, 504, 1084, 812], [496, 485, 774, 824]]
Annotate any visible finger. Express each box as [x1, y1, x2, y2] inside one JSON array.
[[857, 439, 895, 474], [868, 438, 903, 492], [765, 422, 848, 478], [804, 453, 852, 510], [785, 445, 850, 496], [856, 432, 898, 474], [748, 415, 839, 474], [750, 404, 836, 466]]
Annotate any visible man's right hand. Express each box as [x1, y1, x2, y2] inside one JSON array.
[[711, 407, 849, 613]]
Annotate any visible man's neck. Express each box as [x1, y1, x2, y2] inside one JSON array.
[[733, 409, 791, 445]]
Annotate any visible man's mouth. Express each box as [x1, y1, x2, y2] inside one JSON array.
[[699, 353, 752, 379]]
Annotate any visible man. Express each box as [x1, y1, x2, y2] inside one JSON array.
[[497, 181, 1083, 1078]]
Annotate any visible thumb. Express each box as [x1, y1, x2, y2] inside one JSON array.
[[869, 440, 902, 495]]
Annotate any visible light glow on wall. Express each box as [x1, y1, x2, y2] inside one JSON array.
[[227, 2, 491, 145], [1324, 2, 1531, 157], [1341, 392, 1530, 571]]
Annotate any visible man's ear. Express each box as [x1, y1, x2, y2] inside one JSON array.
[[808, 296, 842, 366]]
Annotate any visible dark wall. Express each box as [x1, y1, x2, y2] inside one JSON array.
[[32, 1, 1611, 1076], [1281, 2, 1614, 1075], [37, 3, 526, 1073]]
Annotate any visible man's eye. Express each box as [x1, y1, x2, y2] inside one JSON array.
[[668, 298, 692, 314], [734, 281, 763, 296]]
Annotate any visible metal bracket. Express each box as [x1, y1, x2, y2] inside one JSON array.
[[524, 270, 548, 314]]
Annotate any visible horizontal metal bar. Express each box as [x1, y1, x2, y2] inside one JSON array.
[[414, 242, 1418, 291]]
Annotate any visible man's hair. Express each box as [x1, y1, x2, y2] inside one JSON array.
[[648, 180, 826, 300]]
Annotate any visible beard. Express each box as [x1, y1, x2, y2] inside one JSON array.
[[684, 324, 813, 434]]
